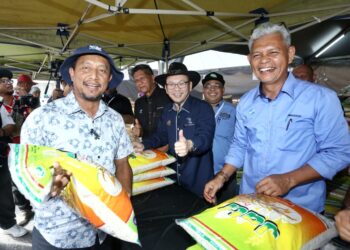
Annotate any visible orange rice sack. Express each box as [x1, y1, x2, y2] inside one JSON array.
[[132, 177, 175, 196], [176, 194, 337, 250], [133, 166, 176, 182], [128, 149, 176, 175], [9, 144, 139, 244]]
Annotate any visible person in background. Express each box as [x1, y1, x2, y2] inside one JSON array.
[[0, 68, 28, 237], [202, 72, 237, 203], [102, 87, 134, 124], [204, 22, 350, 213], [17, 74, 35, 94], [61, 80, 73, 97], [0, 68, 34, 227], [131, 64, 171, 140], [29, 86, 41, 99], [47, 88, 64, 103], [14, 85, 27, 97], [0, 69, 22, 142], [21, 44, 133, 250], [292, 64, 315, 82]]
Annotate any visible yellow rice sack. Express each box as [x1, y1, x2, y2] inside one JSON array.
[[132, 177, 175, 196], [133, 166, 176, 182], [176, 194, 337, 250], [8, 144, 139, 244], [128, 149, 176, 175]]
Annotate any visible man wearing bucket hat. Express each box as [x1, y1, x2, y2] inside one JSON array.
[[202, 72, 237, 203], [130, 62, 215, 249], [21, 45, 133, 249]]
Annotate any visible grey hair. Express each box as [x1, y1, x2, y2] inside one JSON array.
[[248, 23, 291, 51]]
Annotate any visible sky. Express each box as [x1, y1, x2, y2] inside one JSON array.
[[183, 50, 249, 71], [122, 50, 250, 80]]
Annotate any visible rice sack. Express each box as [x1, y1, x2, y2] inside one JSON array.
[[132, 177, 175, 196], [133, 166, 176, 182], [176, 194, 337, 250], [128, 149, 176, 175], [8, 144, 54, 207], [8, 144, 139, 244]]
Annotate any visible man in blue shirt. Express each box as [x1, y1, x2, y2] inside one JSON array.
[[204, 22, 350, 213], [202, 72, 237, 203]]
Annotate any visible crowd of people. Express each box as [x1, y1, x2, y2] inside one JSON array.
[[0, 22, 350, 250]]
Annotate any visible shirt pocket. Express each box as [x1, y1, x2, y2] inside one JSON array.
[[276, 117, 313, 152], [216, 120, 235, 139]]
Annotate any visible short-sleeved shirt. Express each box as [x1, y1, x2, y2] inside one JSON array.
[[20, 91, 133, 248], [0, 104, 15, 128], [212, 100, 236, 173], [134, 85, 171, 139]]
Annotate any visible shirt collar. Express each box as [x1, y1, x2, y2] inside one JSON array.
[[61, 91, 109, 117], [253, 72, 296, 100], [171, 95, 191, 114], [147, 85, 161, 99], [214, 100, 224, 110]]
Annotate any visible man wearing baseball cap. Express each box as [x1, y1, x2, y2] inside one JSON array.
[[21, 45, 133, 249], [17, 74, 35, 94], [202, 72, 237, 203]]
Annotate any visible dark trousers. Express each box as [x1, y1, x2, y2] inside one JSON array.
[[120, 184, 209, 250], [0, 165, 16, 230], [32, 227, 118, 250], [12, 181, 32, 211]]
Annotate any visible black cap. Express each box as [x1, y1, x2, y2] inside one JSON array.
[[0, 69, 13, 79], [202, 72, 225, 86]]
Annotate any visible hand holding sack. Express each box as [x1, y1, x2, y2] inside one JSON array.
[[8, 144, 140, 245]]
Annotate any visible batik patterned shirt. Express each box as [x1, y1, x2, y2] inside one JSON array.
[[21, 91, 133, 248]]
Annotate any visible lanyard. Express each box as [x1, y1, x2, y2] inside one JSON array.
[[214, 102, 225, 120]]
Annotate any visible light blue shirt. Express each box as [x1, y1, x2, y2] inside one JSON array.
[[212, 100, 236, 173], [21, 92, 133, 248], [225, 73, 350, 213]]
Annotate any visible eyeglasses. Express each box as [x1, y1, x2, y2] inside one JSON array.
[[0, 79, 13, 84], [166, 81, 189, 90], [203, 84, 222, 90]]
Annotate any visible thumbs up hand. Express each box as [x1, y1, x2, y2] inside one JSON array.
[[174, 130, 193, 157]]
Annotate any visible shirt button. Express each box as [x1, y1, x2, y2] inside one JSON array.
[[97, 156, 100, 159]]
